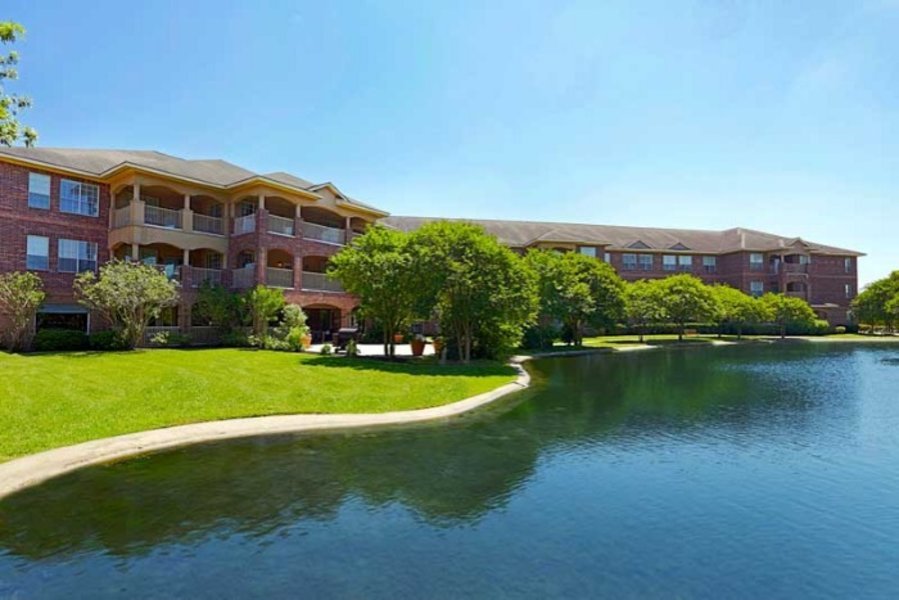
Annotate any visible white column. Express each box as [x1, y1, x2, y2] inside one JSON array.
[[131, 243, 139, 261]]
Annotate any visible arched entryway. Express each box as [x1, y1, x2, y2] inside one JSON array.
[[305, 304, 342, 343]]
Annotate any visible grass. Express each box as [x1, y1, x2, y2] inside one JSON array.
[[0, 348, 517, 462]]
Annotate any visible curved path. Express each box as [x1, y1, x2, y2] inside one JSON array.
[[0, 361, 532, 501]]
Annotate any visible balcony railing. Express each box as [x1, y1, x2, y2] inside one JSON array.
[[232, 266, 255, 289], [145, 205, 183, 229], [302, 221, 345, 245], [150, 263, 181, 280], [193, 213, 224, 235], [113, 207, 131, 228], [782, 263, 809, 274], [190, 267, 223, 287], [233, 214, 256, 235], [301, 271, 344, 293], [267, 214, 295, 236], [266, 267, 294, 289]]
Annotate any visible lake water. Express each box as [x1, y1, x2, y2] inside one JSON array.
[[2, 344, 899, 599]]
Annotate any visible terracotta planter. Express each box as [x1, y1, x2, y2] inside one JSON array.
[[301, 334, 312, 349], [410, 339, 426, 357], [393, 333, 405, 344]]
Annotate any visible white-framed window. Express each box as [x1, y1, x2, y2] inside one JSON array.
[[844, 257, 852, 273], [58, 239, 98, 273], [638, 254, 653, 271], [578, 246, 597, 258], [59, 179, 99, 217], [26, 235, 49, 271], [603, 252, 611, 264], [678, 255, 693, 271], [750, 280, 764, 297], [749, 253, 765, 271], [28, 173, 51, 209], [622, 253, 638, 270], [663, 255, 677, 271], [845, 283, 852, 299], [702, 256, 717, 273]]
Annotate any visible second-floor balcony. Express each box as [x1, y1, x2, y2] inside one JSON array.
[[266, 267, 294, 289], [301, 271, 344, 293], [267, 214, 295, 237], [302, 221, 346, 245], [193, 213, 224, 235]]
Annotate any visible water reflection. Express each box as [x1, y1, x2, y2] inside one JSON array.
[[1, 344, 898, 598]]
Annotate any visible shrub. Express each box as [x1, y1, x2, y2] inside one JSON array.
[[0, 271, 46, 351], [221, 330, 251, 347], [320, 343, 333, 355], [834, 325, 847, 335], [88, 330, 127, 351], [242, 285, 285, 337], [346, 339, 359, 357], [521, 324, 559, 350], [149, 331, 192, 347], [33, 328, 88, 352]]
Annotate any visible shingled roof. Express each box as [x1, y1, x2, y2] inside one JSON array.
[[0, 147, 386, 215], [382, 216, 863, 256]]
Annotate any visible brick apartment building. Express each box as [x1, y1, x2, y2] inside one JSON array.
[[0, 147, 862, 342], [384, 217, 863, 326]]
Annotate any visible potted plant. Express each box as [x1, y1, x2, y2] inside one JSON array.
[[432, 336, 444, 355], [410, 333, 426, 357], [393, 332, 405, 344]]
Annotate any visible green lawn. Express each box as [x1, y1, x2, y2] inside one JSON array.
[[0, 349, 517, 462]]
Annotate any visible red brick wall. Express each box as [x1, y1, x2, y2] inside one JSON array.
[[0, 162, 110, 304]]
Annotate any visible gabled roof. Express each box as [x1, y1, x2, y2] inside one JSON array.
[[381, 217, 864, 256], [0, 147, 388, 216]]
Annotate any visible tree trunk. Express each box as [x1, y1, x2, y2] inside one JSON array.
[[781, 324, 786, 339], [737, 325, 743, 341], [383, 331, 389, 358], [678, 323, 684, 342]]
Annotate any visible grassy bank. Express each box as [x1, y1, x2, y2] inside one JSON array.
[[0, 349, 516, 462]]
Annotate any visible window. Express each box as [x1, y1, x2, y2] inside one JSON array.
[[663, 255, 677, 271], [844, 257, 852, 273], [58, 239, 97, 273], [750, 281, 764, 297], [703, 256, 717, 273], [845, 284, 852, 299], [678, 255, 692, 271], [749, 253, 765, 271], [603, 252, 611, 264], [578, 246, 597, 258], [59, 179, 99, 217], [622, 253, 638, 270], [28, 173, 50, 209], [26, 235, 49, 271], [638, 254, 653, 271], [799, 255, 811, 265]]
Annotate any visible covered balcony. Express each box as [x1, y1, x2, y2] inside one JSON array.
[[185, 248, 225, 287], [232, 198, 259, 236], [112, 184, 225, 235], [190, 195, 225, 235], [266, 249, 295, 289], [301, 255, 344, 293], [301, 207, 348, 245], [785, 282, 808, 298], [265, 196, 297, 237], [232, 249, 257, 289], [113, 242, 185, 280]]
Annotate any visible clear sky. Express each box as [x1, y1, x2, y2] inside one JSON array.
[[5, 0, 896, 285]]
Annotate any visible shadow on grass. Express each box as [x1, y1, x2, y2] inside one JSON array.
[[299, 355, 517, 378]]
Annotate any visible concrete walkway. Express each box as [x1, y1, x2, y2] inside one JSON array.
[[0, 360, 529, 501], [307, 342, 436, 357]]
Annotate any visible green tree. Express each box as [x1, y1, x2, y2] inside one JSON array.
[[194, 283, 241, 333], [712, 285, 769, 340], [624, 279, 666, 343], [655, 274, 718, 341], [526, 249, 625, 346], [0, 271, 45, 351], [328, 226, 419, 358], [410, 222, 538, 362], [0, 21, 36, 146], [760, 293, 817, 339], [75, 260, 180, 349], [852, 272, 899, 333], [242, 285, 285, 337]]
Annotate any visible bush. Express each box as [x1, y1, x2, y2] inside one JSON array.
[[521, 324, 559, 350], [834, 325, 847, 335], [149, 331, 192, 347], [88, 330, 127, 350], [221, 330, 251, 347], [33, 328, 88, 352], [320, 343, 333, 355], [346, 339, 359, 357]]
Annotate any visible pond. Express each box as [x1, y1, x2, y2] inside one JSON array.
[[2, 344, 899, 598]]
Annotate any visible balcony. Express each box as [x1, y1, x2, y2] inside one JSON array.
[[267, 214, 295, 237], [188, 267, 224, 288], [301, 271, 344, 293], [193, 213, 224, 235], [782, 263, 809, 274], [302, 221, 345, 245], [232, 266, 255, 289], [233, 214, 256, 235], [145, 205, 183, 229], [266, 267, 294, 289]]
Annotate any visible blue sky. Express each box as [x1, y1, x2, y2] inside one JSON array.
[[5, 0, 896, 284]]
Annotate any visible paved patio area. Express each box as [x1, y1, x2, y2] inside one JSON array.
[[307, 342, 436, 357]]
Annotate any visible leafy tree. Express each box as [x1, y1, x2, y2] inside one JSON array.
[[75, 260, 180, 349], [0, 271, 45, 351], [526, 249, 625, 346], [328, 226, 419, 358], [242, 285, 285, 337], [624, 279, 666, 343], [712, 285, 769, 340], [194, 283, 241, 333], [0, 21, 36, 146], [760, 293, 817, 339], [655, 274, 718, 341], [852, 272, 899, 332], [273, 304, 310, 351], [410, 222, 538, 362]]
